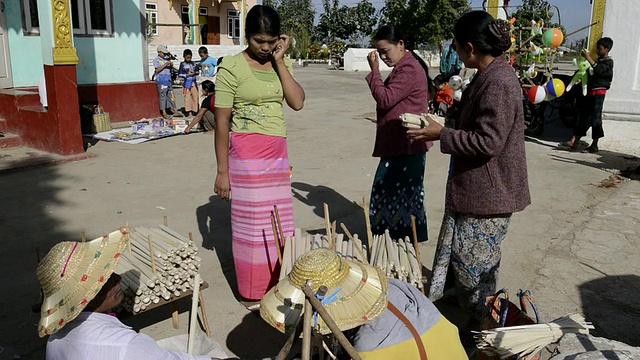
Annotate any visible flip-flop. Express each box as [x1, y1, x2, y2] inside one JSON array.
[[581, 146, 599, 153], [557, 141, 577, 150], [240, 300, 261, 312]]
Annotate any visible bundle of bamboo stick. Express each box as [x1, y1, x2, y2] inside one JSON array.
[[115, 224, 202, 314], [278, 228, 423, 290]]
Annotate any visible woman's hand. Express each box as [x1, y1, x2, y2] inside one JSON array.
[[271, 34, 290, 63], [367, 51, 379, 71], [406, 116, 444, 142], [214, 172, 231, 200]]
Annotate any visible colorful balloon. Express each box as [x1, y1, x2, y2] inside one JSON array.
[[528, 85, 547, 104], [543, 28, 563, 48], [545, 78, 565, 99]]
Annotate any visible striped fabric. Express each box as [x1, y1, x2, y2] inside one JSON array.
[[229, 133, 294, 300]]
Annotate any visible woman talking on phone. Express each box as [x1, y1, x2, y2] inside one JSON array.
[[213, 5, 305, 309]]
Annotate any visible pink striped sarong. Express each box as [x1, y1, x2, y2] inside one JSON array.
[[229, 133, 294, 300]]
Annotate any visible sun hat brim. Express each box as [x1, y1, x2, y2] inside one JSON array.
[[37, 229, 128, 337], [260, 249, 389, 335]]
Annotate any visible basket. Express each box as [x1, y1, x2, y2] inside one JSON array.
[[92, 105, 112, 133]]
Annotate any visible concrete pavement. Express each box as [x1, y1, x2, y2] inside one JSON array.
[[1, 64, 639, 359]]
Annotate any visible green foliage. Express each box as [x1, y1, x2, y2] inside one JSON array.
[[267, 0, 316, 59], [379, 0, 469, 49], [511, 0, 565, 43], [316, 0, 379, 44]]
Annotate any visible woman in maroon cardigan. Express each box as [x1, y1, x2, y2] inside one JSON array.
[[366, 25, 433, 243], [407, 11, 531, 325]]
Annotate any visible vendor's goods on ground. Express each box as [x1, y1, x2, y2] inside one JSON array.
[[115, 223, 201, 314]]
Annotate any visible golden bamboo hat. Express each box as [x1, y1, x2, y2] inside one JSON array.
[[260, 248, 388, 335], [37, 229, 128, 337]]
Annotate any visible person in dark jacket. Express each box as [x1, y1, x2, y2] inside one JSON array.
[[366, 25, 433, 243], [406, 11, 531, 325], [560, 37, 614, 153]]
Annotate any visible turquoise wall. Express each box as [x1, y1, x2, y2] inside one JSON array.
[[4, 0, 146, 87], [5, 1, 44, 87], [75, 0, 146, 85]]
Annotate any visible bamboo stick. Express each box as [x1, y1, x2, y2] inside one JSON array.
[[158, 224, 191, 244], [410, 215, 425, 292], [274, 205, 285, 246], [187, 273, 201, 355], [323, 203, 332, 249], [147, 235, 158, 274], [270, 212, 283, 265], [302, 280, 314, 360], [363, 197, 373, 256], [331, 221, 337, 251], [301, 284, 362, 360]]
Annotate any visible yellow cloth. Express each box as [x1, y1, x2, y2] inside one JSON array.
[[358, 316, 468, 360], [215, 52, 293, 138]]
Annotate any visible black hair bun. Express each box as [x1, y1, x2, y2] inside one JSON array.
[[488, 19, 513, 54]]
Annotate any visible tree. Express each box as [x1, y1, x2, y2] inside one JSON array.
[[511, 0, 564, 37], [265, 0, 316, 58], [379, 0, 469, 49], [316, 0, 378, 44]]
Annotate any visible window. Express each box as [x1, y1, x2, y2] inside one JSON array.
[[227, 10, 240, 39], [181, 5, 190, 25], [71, 0, 113, 36], [22, 0, 40, 35], [199, 7, 208, 16], [145, 3, 158, 36]]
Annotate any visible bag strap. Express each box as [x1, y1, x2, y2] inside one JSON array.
[[387, 301, 428, 360], [517, 289, 541, 324]]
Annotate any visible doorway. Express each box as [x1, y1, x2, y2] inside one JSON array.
[[0, 0, 13, 88], [207, 16, 220, 45]]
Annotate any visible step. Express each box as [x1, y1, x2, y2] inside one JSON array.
[[0, 133, 23, 149], [0, 146, 95, 174], [0, 88, 42, 108], [0, 118, 7, 133]]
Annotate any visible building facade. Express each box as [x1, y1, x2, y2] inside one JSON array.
[[145, 0, 257, 46], [0, 0, 158, 155]]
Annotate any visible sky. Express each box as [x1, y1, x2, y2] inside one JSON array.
[[308, 0, 593, 42]]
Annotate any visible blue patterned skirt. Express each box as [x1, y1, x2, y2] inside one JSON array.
[[369, 153, 428, 242]]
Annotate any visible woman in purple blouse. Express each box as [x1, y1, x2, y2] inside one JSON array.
[[366, 25, 433, 243]]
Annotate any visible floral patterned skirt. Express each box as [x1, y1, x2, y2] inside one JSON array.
[[427, 207, 511, 321]]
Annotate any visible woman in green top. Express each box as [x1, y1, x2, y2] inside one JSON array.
[[213, 5, 305, 307]]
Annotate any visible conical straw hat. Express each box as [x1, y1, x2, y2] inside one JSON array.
[[260, 248, 388, 335], [37, 229, 128, 337]]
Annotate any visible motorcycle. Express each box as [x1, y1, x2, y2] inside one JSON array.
[[331, 52, 344, 70]]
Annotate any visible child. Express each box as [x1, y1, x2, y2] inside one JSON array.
[[178, 49, 199, 116], [153, 45, 180, 119], [184, 80, 215, 134], [433, 74, 454, 116], [560, 37, 614, 153]]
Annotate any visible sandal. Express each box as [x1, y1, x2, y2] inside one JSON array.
[[581, 146, 599, 153], [557, 141, 576, 149], [240, 300, 261, 312]]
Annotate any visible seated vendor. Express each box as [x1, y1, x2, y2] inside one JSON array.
[[37, 231, 234, 360], [260, 248, 468, 360], [184, 80, 216, 134]]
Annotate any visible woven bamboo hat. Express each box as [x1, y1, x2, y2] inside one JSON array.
[[37, 229, 128, 337], [260, 248, 388, 335]]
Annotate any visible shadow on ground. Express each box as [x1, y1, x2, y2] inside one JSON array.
[[196, 195, 238, 299], [0, 160, 74, 359], [579, 274, 640, 347], [226, 313, 289, 359]]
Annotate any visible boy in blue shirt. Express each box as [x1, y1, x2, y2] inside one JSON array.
[[197, 47, 217, 103], [178, 49, 199, 117]]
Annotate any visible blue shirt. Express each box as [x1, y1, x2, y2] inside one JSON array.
[[199, 56, 217, 77], [153, 56, 172, 86]]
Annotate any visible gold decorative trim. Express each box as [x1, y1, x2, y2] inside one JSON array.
[[52, 0, 79, 65], [589, 0, 606, 56], [487, 0, 500, 19]]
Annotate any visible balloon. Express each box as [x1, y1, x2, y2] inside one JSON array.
[[448, 75, 463, 90], [545, 78, 565, 98], [528, 85, 546, 104], [543, 28, 563, 48]]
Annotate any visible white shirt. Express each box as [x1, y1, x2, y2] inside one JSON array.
[[46, 312, 211, 360]]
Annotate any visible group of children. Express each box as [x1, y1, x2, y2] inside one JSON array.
[[153, 45, 222, 133]]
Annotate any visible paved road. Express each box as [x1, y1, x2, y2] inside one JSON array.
[[1, 64, 639, 359]]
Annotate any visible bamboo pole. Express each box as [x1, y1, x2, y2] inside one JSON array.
[[301, 284, 362, 360], [323, 203, 332, 249], [271, 212, 283, 265], [302, 280, 314, 360], [362, 197, 373, 256], [274, 205, 285, 246], [147, 235, 158, 274], [187, 273, 201, 354], [410, 215, 425, 293]]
